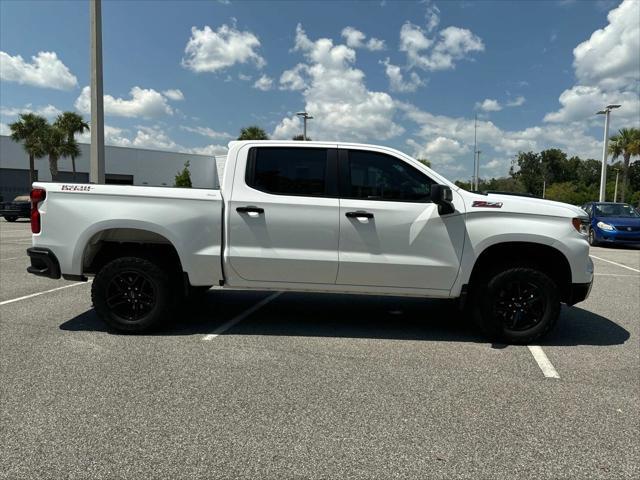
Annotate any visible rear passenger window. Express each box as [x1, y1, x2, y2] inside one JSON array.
[[346, 150, 433, 202], [247, 147, 328, 196]]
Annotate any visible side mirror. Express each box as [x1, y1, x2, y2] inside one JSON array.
[[430, 184, 455, 215]]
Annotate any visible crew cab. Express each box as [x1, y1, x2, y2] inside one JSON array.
[[26, 141, 593, 343]]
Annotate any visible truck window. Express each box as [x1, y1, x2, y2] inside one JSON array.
[[344, 150, 434, 202], [247, 147, 329, 196]]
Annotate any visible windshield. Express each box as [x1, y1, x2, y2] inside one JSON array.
[[594, 203, 640, 218]]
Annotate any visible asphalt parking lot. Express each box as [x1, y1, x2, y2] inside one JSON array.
[[1, 220, 638, 479]]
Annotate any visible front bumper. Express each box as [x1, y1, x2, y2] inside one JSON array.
[[26, 247, 61, 279], [1, 208, 29, 218], [566, 280, 593, 306], [594, 228, 640, 244]]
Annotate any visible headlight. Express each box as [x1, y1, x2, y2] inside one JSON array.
[[597, 221, 614, 231]]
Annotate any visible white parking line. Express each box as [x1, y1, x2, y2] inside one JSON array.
[[0, 257, 21, 262], [594, 273, 639, 277], [528, 345, 560, 379], [590, 255, 640, 273], [0, 281, 91, 306], [202, 291, 282, 341]]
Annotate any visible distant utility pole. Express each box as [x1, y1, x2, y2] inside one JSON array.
[[296, 111, 313, 140], [475, 150, 481, 191], [596, 104, 621, 202], [90, 0, 105, 184], [613, 169, 619, 203], [473, 114, 478, 190]]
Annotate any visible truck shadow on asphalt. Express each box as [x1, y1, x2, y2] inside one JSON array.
[[60, 291, 630, 347]]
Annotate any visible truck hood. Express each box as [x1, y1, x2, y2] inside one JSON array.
[[466, 192, 586, 218]]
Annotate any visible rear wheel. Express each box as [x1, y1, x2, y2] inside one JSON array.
[[588, 228, 599, 246], [92, 256, 174, 333], [4, 216, 17, 222], [471, 267, 560, 344]]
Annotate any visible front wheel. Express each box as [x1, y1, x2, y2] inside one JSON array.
[[588, 228, 599, 246], [471, 267, 560, 344], [92, 256, 174, 333]]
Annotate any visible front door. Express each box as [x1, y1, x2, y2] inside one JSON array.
[[227, 145, 340, 284], [336, 148, 465, 291]]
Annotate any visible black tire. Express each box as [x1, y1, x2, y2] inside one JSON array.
[[92, 256, 174, 333], [588, 228, 599, 246], [471, 267, 560, 344], [4, 216, 18, 222]]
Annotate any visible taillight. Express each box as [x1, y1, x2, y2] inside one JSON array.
[[30, 188, 46, 234]]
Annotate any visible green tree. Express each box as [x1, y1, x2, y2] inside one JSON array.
[[41, 125, 79, 182], [8, 113, 48, 184], [510, 151, 543, 196], [292, 134, 311, 141], [174, 161, 192, 188], [608, 127, 640, 203], [54, 112, 89, 182], [238, 125, 269, 140], [417, 158, 431, 168]]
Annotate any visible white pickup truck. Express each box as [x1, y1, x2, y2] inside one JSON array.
[[26, 140, 593, 343]]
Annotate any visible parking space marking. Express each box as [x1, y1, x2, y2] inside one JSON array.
[[0, 257, 21, 262], [590, 255, 640, 273], [0, 281, 91, 306], [527, 345, 560, 379], [202, 291, 282, 341], [594, 273, 639, 277]]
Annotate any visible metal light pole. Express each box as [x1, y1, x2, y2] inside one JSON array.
[[296, 111, 313, 141], [90, 0, 105, 184], [472, 114, 477, 190], [596, 104, 620, 202], [474, 150, 481, 191]]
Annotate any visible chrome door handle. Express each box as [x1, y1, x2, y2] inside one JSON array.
[[345, 211, 373, 219]]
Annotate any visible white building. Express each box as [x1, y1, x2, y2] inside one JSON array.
[[0, 135, 221, 200]]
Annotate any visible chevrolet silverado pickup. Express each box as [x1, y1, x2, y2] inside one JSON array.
[[26, 140, 593, 343]]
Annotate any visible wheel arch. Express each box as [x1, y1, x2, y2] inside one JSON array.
[[467, 241, 573, 303]]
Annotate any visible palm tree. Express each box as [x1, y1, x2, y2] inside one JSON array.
[[41, 125, 80, 182], [609, 128, 640, 203], [237, 125, 269, 140], [54, 112, 89, 181], [292, 134, 312, 141], [8, 113, 48, 184]]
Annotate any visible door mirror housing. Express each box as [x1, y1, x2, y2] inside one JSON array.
[[430, 184, 455, 215]]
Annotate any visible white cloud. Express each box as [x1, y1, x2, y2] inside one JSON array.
[[273, 24, 403, 142], [408, 136, 470, 166], [341, 27, 386, 51], [186, 144, 229, 156], [425, 1, 441, 32], [400, 23, 484, 71], [506, 95, 526, 107], [273, 115, 302, 139], [0, 122, 9, 135], [475, 98, 502, 112], [0, 51, 77, 90], [544, 0, 640, 128], [181, 24, 265, 73], [238, 73, 252, 81], [75, 86, 173, 118], [573, 0, 639, 91], [279, 63, 309, 90], [0, 104, 62, 119], [77, 125, 132, 148], [162, 89, 184, 101], [129, 126, 178, 150], [253, 74, 273, 91], [181, 125, 231, 139], [381, 58, 424, 93]]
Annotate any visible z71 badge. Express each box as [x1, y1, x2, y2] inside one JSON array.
[[61, 185, 92, 192], [472, 200, 503, 208]]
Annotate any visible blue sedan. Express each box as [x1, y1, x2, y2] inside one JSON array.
[[582, 202, 640, 246]]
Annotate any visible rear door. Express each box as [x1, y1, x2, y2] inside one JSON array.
[[227, 144, 340, 284], [336, 147, 465, 291]]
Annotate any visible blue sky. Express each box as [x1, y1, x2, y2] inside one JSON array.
[[1, 0, 639, 181]]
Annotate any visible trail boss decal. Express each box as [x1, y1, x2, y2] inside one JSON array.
[[61, 185, 92, 192], [472, 200, 503, 208]]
